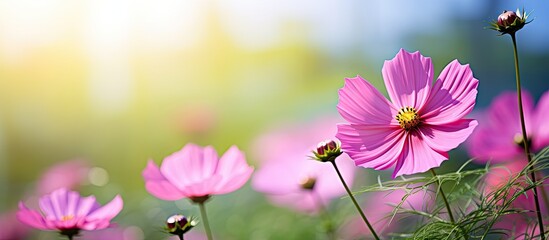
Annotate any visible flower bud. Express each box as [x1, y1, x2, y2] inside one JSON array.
[[166, 214, 196, 236], [490, 9, 529, 35], [312, 140, 342, 162], [497, 11, 517, 27]]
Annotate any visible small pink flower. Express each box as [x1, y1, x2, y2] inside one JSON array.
[[252, 117, 355, 213], [37, 160, 90, 195], [142, 143, 254, 201], [337, 49, 478, 177], [467, 91, 549, 163], [17, 188, 123, 235]]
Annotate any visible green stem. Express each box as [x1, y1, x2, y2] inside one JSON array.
[[330, 160, 380, 240], [311, 191, 336, 240], [511, 33, 545, 239], [198, 202, 214, 240], [540, 178, 549, 216], [430, 169, 455, 224], [68, 236, 73, 240], [178, 233, 184, 240]]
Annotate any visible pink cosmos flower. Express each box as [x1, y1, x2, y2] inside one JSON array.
[[337, 49, 479, 177], [252, 117, 355, 213], [467, 91, 549, 163], [342, 189, 434, 239], [37, 160, 90, 195], [142, 143, 254, 201], [484, 161, 548, 239], [17, 188, 123, 236]]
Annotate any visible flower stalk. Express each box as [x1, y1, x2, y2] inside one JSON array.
[[313, 140, 379, 239], [330, 160, 380, 240], [198, 202, 213, 240], [510, 32, 545, 239]]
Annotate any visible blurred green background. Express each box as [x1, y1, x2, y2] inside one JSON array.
[[1, 0, 549, 239]]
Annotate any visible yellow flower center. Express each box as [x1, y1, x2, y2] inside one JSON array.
[[513, 133, 531, 149], [299, 176, 317, 190], [61, 215, 74, 221], [396, 107, 421, 130]]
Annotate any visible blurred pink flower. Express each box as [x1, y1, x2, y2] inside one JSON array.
[[252, 117, 355, 214], [0, 211, 30, 240], [17, 188, 123, 235], [173, 104, 218, 137], [485, 161, 548, 239], [143, 143, 254, 201], [342, 189, 434, 239], [37, 160, 90, 195], [467, 91, 549, 163], [337, 49, 478, 177]]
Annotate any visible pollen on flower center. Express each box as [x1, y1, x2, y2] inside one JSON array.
[[61, 215, 74, 221], [396, 107, 421, 130]]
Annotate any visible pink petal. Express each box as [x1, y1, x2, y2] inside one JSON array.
[[487, 91, 534, 135], [467, 122, 523, 163], [37, 160, 90, 195], [213, 168, 254, 195], [216, 146, 249, 175], [337, 76, 398, 125], [38, 195, 58, 220], [421, 60, 479, 125], [382, 49, 433, 109], [160, 144, 216, 191], [337, 124, 405, 170], [65, 190, 81, 218], [419, 119, 477, 152], [268, 192, 320, 214], [17, 202, 50, 230], [143, 160, 187, 200], [142, 160, 166, 181], [80, 220, 111, 231], [534, 90, 549, 151], [466, 92, 534, 162], [180, 175, 223, 197], [49, 188, 69, 220], [85, 195, 123, 223], [252, 159, 307, 195], [314, 156, 355, 201], [75, 196, 98, 218], [145, 181, 188, 200], [393, 133, 448, 177]]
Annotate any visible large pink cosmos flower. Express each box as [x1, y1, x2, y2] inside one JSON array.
[[252, 117, 355, 213], [467, 91, 549, 163], [337, 49, 479, 177], [17, 188, 123, 235], [143, 143, 254, 201]]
